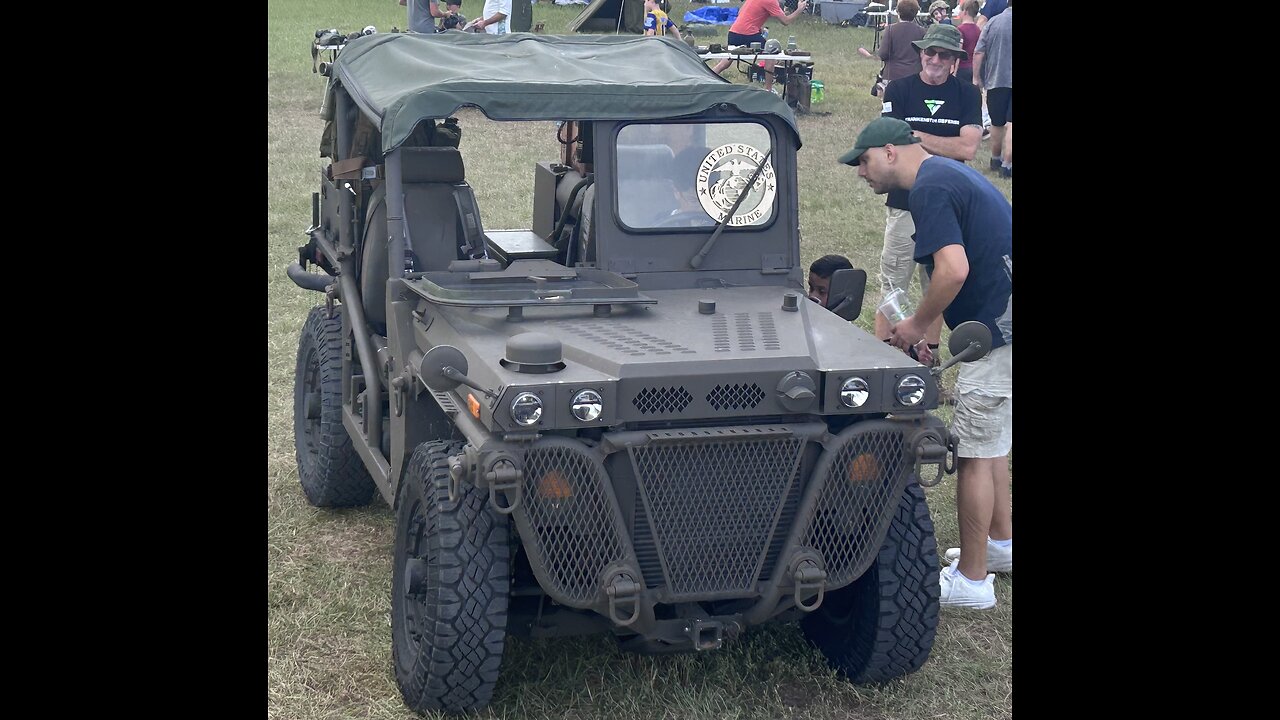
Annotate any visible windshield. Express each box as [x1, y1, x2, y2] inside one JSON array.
[[615, 122, 776, 231]]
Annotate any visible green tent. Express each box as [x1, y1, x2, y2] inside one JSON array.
[[568, 0, 646, 34]]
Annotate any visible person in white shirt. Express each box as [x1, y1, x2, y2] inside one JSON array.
[[475, 0, 511, 34]]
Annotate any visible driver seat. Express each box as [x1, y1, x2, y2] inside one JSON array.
[[360, 147, 486, 332]]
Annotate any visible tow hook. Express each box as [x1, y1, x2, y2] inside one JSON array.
[[913, 429, 950, 487], [485, 460, 522, 514], [604, 572, 641, 626], [789, 553, 827, 612]]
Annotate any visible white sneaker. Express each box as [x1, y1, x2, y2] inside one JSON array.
[[944, 540, 1012, 572], [939, 566, 996, 609]]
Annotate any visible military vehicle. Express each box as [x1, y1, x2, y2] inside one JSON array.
[[288, 30, 978, 714]]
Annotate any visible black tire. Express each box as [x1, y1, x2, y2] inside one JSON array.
[[392, 440, 511, 713], [800, 482, 940, 683], [293, 306, 377, 507]]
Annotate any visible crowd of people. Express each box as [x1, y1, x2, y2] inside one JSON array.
[[400, 0, 510, 34]]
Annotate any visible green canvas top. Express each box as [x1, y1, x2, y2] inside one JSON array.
[[330, 32, 802, 155]]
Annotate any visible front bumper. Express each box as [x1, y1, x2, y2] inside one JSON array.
[[499, 415, 947, 644]]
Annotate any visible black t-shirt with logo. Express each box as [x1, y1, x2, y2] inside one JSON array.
[[880, 73, 981, 210]]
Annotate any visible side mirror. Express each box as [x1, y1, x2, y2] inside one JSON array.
[[826, 268, 867, 321], [417, 345, 498, 398], [932, 321, 993, 376]]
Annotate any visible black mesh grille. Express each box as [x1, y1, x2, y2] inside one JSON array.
[[632, 386, 693, 415], [632, 489, 664, 589], [630, 436, 804, 598], [519, 443, 627, 605], [761, 458, 807, 580], [802, 428, 908, 587], [707, 383, 765, 411]]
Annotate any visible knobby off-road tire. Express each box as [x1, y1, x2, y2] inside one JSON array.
[[392, 440, 511, 713], [800, 481, 940, 683], [293, 306, 377, 507]]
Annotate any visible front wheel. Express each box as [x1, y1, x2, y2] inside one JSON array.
[[391, 440, 511, 713], [800, 481, 940, 683]]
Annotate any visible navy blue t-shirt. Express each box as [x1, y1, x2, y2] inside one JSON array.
[[980, 0, 1008, 21], [909, 157, 1012, 347]]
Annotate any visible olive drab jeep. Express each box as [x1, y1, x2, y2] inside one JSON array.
[[289, 30, 963, 715]]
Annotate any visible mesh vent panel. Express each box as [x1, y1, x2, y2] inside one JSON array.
[[631, 437, 803, 598], [632, 386, 693, 415], [803, 429, 907, 587], [520, 443, 627, 605], [707, 383, 766, 411]]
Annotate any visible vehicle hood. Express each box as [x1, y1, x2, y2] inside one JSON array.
[[435, 286, 922, 382]]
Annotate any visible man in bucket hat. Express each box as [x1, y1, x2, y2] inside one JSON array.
[[838, 117, 1013, 610], [869, 22, 982, 370]]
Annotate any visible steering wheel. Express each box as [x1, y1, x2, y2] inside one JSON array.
[[653, 210, 714, 229]]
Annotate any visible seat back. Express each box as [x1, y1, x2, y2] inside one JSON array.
[[401, 147, 486, 270], [360, 147, 485, 331]]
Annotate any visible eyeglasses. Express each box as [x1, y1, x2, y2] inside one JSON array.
[[923, 48, 958, 61]]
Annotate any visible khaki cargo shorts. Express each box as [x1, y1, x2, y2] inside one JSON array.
[[951, 343, 1012, 459], [880, 208, 931, 294]]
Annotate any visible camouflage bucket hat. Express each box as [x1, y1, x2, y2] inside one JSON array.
[[911, 23, 967, 59], [928, 0, 951, 13]]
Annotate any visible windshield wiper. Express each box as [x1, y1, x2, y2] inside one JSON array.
[[689, 149, 773, 269]]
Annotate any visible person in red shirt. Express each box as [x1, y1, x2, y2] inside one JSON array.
[[710, 0, 809, 93], [954, 0, 981, 85]]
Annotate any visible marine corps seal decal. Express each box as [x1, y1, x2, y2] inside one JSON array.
[[695, 143, 776, 226]]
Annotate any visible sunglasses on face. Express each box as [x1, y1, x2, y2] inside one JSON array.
[[923, 48, 957, 60]]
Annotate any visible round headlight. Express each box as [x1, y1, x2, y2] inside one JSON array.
[[895, 375, 926, 406], [510, 392, 543, 426], [571, 389, 603, 422], [840, 377, 870, 408]]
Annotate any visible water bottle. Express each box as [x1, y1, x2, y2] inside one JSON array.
[[787, 36, 797, 52]]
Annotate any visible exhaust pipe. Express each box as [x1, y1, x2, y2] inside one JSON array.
[[287, 262, 336, 292]]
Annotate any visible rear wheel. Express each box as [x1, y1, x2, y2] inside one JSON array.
[[293, 306, 377, 507], [392, 440, 511, 713], [800, 482, 939, 683]]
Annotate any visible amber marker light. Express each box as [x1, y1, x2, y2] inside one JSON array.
[[538, 470, 573, 500], [848, 453, 881, 483], [467, 393, 481, 419]]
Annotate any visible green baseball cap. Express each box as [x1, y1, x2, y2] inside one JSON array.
[[837, 117, 921, 166], [912, 22, 968, 59]]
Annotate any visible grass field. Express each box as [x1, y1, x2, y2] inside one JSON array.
[[267, 2, 1012, 718]]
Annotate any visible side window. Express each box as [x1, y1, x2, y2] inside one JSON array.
[[615, 122, 775, 230]]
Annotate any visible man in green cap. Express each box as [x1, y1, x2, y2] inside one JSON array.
[[839, 116, 1012, 611], [871, 21, 982, 367]]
